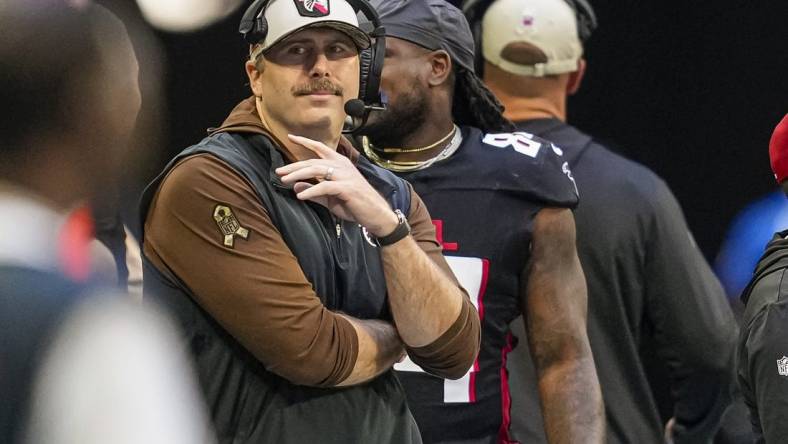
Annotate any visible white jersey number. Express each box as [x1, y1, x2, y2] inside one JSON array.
[[482, 132, 542, 158], [394, 256, 488, 403]]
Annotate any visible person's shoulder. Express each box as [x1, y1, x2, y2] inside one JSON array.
[[581, 137, 673, 205], [163, 154, 237, 189], [462, 126, 565, 170], [459, 127, 578, 207], [459, 126, 578, 206], [154, 154, 257, 214], [743, 266, 788, 326]]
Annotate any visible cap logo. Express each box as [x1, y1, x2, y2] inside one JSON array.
[[293, 0, 330, 17]]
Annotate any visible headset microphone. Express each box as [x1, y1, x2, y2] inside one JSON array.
[[344, 99, 367, 118], [343, 99, 386, 133]]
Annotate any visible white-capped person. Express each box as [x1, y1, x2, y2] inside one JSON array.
[[470, 0, 737, 442], [139, 0, 481, 442]]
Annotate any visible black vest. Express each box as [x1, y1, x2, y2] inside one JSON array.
[[140, 132, 419, 444]]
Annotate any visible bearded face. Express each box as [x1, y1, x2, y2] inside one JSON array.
[[360, 85, 429, 148]]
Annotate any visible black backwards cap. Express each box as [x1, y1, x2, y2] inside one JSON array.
[[369, 0, 476, 73]]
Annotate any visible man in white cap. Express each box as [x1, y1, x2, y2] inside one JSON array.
[[140, 0, 480, 442], [469, 0, 737, 442]]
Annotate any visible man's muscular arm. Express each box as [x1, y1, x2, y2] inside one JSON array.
[[523, 208, 604, 443]]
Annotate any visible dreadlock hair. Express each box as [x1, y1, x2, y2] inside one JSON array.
[[451, 66, 516, 134]]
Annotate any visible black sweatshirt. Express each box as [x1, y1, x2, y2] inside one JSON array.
[[508, 119, 737, 444], [739, 230, 788, 443]]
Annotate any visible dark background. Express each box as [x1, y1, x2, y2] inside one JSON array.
[[118, 0, 788, 263]]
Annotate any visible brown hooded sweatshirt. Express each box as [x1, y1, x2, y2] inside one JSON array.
[[143, 97, 479, 386]]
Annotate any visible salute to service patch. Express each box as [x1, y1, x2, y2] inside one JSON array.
[[213, 204, 249, 248]]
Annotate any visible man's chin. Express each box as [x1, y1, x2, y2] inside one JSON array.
[[292, 112, 336, 133], [292, 97, 344, 122]]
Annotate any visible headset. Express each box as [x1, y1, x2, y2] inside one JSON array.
[[239, 0, 386, 132], [462, 0, 598, 77]]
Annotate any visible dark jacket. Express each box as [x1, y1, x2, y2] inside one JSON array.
[[140, 130, 422, 444], [738, 230, 788, 443], [508, 119, 737, 444]]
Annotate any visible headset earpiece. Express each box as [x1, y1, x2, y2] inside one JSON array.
[[564, 0, 597, 42], [471, 13, 484, 77], [360, 26, 385, 106], [239, 0, 271, 45], [346, 1, 385, 111], [358, 48, 373, 103], [462, 0, 494, 77]]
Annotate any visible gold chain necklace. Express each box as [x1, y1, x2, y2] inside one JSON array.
[[362, 125, 462, 172], [369, 126, 457, 153]]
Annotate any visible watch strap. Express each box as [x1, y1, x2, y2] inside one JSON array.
[[376, 209, 411, 247]]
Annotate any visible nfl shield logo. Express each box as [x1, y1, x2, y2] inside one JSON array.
[[293, 0, 330, 17], [777, 356, 788, 376]]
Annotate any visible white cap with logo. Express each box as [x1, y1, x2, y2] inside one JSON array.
[[257, 0, 370, 52], [482, 0, 582, 77]]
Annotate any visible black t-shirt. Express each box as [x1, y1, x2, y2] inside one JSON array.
[[509, 119, 736, 444], [392, 126, 578, 443]]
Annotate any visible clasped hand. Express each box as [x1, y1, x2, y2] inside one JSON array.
[[276, 134, 399, 238]]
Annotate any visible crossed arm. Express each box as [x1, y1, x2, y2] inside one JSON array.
[[523, 208, 605, 443], [278, 135, 480, 380]]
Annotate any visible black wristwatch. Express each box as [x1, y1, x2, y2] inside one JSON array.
[[376, 209, 411, 247]]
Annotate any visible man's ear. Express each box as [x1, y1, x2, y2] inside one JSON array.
[[245, 59, 264, 97], [427, 50, 452, 87], [567, 58, 586, 96]]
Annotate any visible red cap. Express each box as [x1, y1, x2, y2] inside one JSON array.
[[770, 114, 788, 183]]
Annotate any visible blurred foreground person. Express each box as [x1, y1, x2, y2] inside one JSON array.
[[140, 0, 480, 442], [360, 1, 604, 442], [468, 0, 737, 442], [738, 114, 788, 443], [0, 2, 211, 442], [24, 296, 212, 444], [136, 0, 244, 32]]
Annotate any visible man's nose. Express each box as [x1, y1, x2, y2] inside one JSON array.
[[308, 52, 331, 78]]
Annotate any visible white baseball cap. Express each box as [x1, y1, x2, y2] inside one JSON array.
[[482, 0, 582, 77], [257, 0, 370, 52]]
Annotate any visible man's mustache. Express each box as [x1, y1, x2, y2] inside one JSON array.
[[292, 78, 343, 96]]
